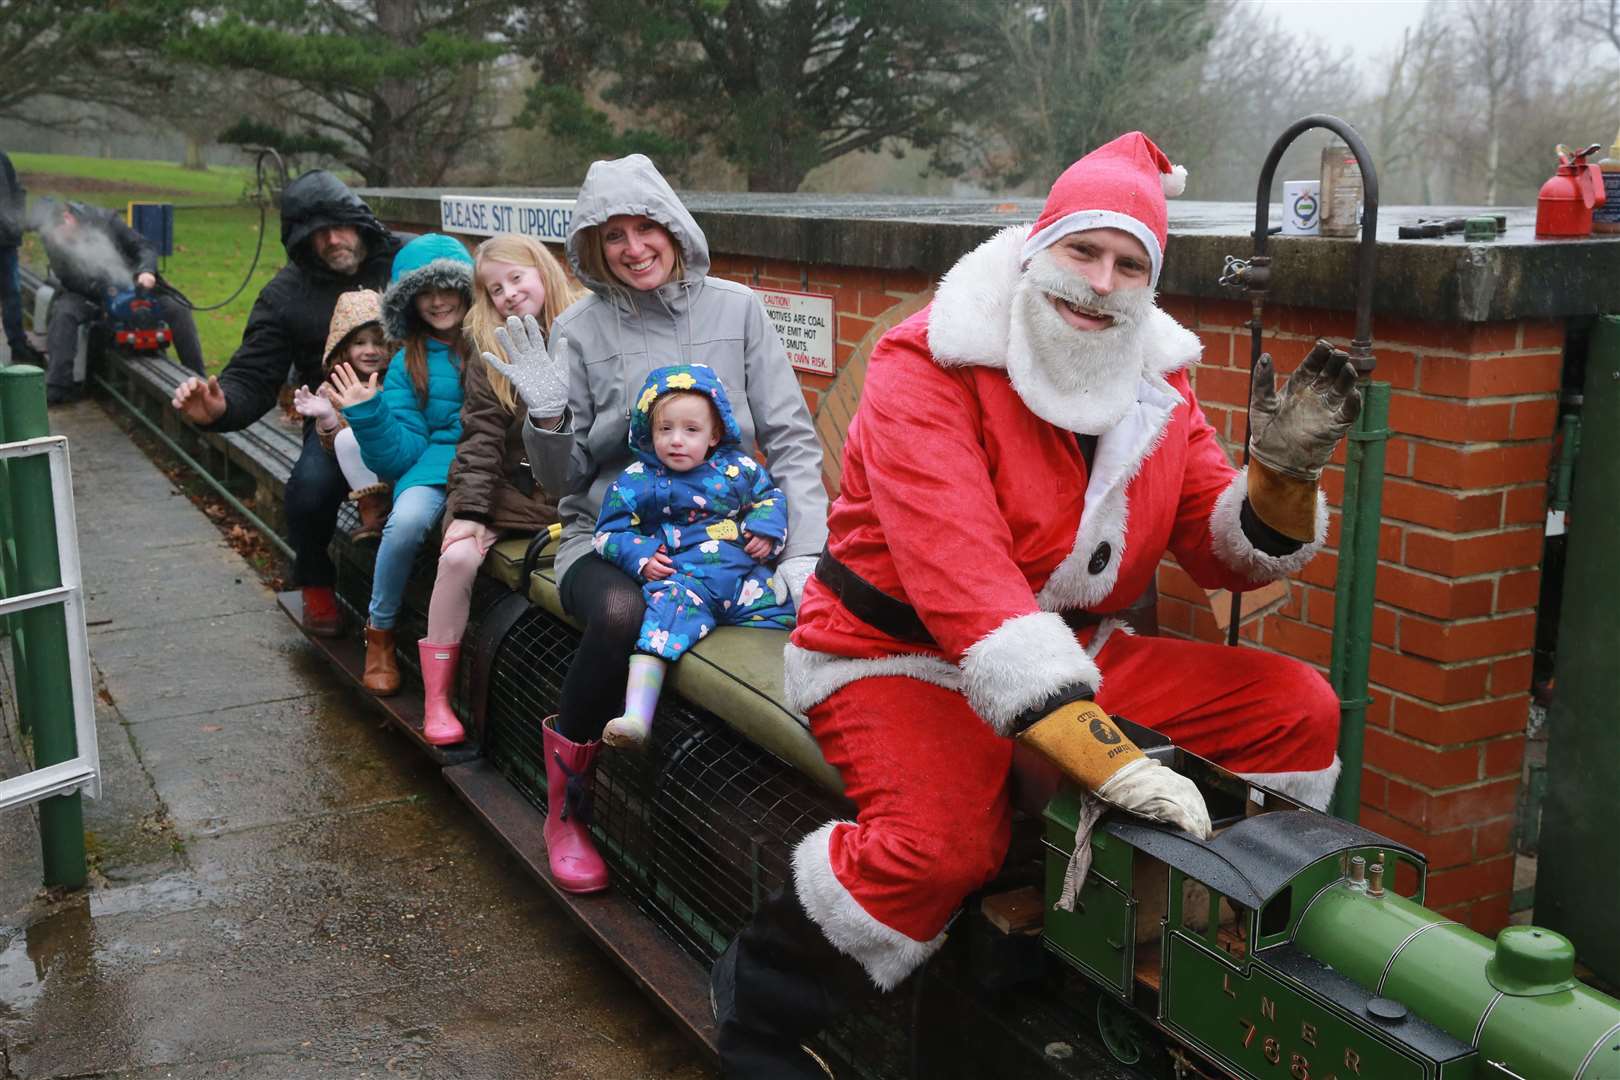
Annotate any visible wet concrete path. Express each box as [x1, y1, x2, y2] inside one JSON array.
[[1, 400, 710, 1079]]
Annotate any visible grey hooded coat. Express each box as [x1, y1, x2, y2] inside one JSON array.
[[525, 154, 827, 587]]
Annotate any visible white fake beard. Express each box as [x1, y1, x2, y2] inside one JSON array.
[[1007, 252, 1153, 435]]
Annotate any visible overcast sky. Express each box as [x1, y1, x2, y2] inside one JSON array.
[[1248, 0, 1432, 71]]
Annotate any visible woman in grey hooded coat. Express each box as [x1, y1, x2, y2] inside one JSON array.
[[486, 154, 827, 894]]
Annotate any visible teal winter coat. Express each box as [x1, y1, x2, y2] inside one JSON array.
[[343, 339, 465, 493], [341, 232, 473, 493]]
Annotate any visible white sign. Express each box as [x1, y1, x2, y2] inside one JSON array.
[[440, 195, 577, 242], [758, 288, 836, 376]]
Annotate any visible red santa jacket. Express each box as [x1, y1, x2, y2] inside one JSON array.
[[784, 226, 1326, 733]]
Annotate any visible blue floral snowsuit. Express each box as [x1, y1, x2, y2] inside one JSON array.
[[593, 364, 795, 661]]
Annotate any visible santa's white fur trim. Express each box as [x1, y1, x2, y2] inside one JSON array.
[[1241, 756, 1342, 812], [1162, 164, 1188, 198], [1209, 468, 1327, 582], [783, 643, 961, 720], [959, 612, 1101, 735], [1020, 209, 1165, 287], [1036, 376, 1180, 610], [928, 225, 1028, 368], [792, 822, 946, 991]]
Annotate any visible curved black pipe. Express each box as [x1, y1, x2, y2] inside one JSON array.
[[1251, 113, 1381, 371], [1229, 115, 1380, 646]]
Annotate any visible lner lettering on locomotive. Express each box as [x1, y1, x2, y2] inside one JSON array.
[[1237, 1017, 1363, 1079]]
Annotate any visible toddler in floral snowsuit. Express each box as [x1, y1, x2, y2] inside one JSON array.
[[593, 363, 794, 747]]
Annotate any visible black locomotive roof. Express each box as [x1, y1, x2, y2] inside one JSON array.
[[1104, 809, 1421, 910]]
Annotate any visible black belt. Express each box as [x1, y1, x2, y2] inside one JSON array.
[[817, 548, 1114, 647], [816, 549, 937, 646]]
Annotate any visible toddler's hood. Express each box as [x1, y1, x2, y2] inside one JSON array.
[[629, 363, 741, 466]]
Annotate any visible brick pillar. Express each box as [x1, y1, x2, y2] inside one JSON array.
[[1158, 297, 1563, 934]]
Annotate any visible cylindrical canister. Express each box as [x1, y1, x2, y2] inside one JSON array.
[[1594, 127, 1620, 234], [1320, 144, 1363, 238]]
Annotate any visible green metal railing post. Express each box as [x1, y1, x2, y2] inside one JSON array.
[[0, 390, 24, 734], [1328, 381, 1391, 822], [0, 365, 88, 888]]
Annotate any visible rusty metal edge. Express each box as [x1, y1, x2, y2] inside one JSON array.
[[440, 758, 721, 1064], [275, 590, 480, 768]]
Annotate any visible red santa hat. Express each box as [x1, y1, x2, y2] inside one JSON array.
[[1020, 131, 1187, 288]]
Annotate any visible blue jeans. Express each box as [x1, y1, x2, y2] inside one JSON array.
[[0, 246, 26, 354], [369, 483, 445, 630]]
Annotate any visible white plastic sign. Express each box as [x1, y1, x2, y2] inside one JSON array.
[[758, 288, 836, 376], [440, 195, 576, 242]]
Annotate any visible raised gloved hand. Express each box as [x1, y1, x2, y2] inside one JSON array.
[[1247, 340, 1361, 541], [1017, 695, 1212, 839], [773, 554, 817, 610], [483, 315, 570, 420]]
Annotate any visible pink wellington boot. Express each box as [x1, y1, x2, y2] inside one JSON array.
[[542, 717, 610, 893], [418, 641, 465, 746]]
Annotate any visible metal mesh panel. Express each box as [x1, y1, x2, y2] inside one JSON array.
[[483, 604, 910, 1077]]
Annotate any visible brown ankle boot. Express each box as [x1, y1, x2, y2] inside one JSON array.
[[350, 484, 391, 542], [362, 624, 401, 695]]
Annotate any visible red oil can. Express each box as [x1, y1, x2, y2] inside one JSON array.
[[1537, 143, 1606, 238]]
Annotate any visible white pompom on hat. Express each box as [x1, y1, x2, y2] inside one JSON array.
[[1021, 132, 1187, 287]]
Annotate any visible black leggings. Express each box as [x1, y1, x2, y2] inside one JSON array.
[[557, 553, 647, 743]]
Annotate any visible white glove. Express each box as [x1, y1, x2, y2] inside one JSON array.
[[1094, 757, 1213, 840], [775, 554, 817, 610], [292, 385, 336, 423], [483, 315, 569, 419]]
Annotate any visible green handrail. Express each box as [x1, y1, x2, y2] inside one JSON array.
[[0, 365, 88, 888]]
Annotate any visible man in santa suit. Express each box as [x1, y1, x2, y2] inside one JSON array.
[[712, 132, 1361, 1078]]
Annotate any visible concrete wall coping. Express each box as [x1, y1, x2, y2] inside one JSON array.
[[361, 187, 1616, 325]]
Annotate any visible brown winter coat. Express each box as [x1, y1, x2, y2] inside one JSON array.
[[446, 357, 560, 532]]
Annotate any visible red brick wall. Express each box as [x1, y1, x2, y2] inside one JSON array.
[[1159, 297, 1561, 934], [521, 236, 1557, 936], [707, 253, 934, 425]]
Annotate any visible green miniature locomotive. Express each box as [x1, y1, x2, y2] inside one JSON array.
[[1043, 743, 1620, 1080]]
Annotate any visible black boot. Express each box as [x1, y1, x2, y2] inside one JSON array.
[[712, 887, 874, 1080]]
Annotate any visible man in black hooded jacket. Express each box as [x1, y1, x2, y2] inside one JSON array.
[[171, 170, 405, 635]]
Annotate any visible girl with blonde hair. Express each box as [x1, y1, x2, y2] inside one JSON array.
[[412, 234, 582, 744]]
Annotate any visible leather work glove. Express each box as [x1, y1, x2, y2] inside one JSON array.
[[483, 315, 570, 420], [1247, 340, 1361, 541], [1017, 695, 1213, 840]]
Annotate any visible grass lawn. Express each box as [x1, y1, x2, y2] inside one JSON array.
[[13, 153, 285, 373]]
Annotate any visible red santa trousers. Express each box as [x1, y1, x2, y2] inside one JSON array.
[[791, 630, 1339, 991]]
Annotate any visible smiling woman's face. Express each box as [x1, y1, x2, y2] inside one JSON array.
[[600, 214, 677, 291]]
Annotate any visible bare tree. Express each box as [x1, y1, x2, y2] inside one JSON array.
[[1456, 0, 1538, 205], [1369, 11, 1454, 203]]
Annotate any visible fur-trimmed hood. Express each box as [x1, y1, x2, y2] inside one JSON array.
[[382, 233, 474, 341], [925, 224, 1201, 393], [323, 288, 386, 368]]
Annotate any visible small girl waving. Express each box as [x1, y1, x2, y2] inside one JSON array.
[[326, 234, 474, 710]]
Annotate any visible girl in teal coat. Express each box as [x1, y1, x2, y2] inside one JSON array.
[[326, 233, 474, 698]]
